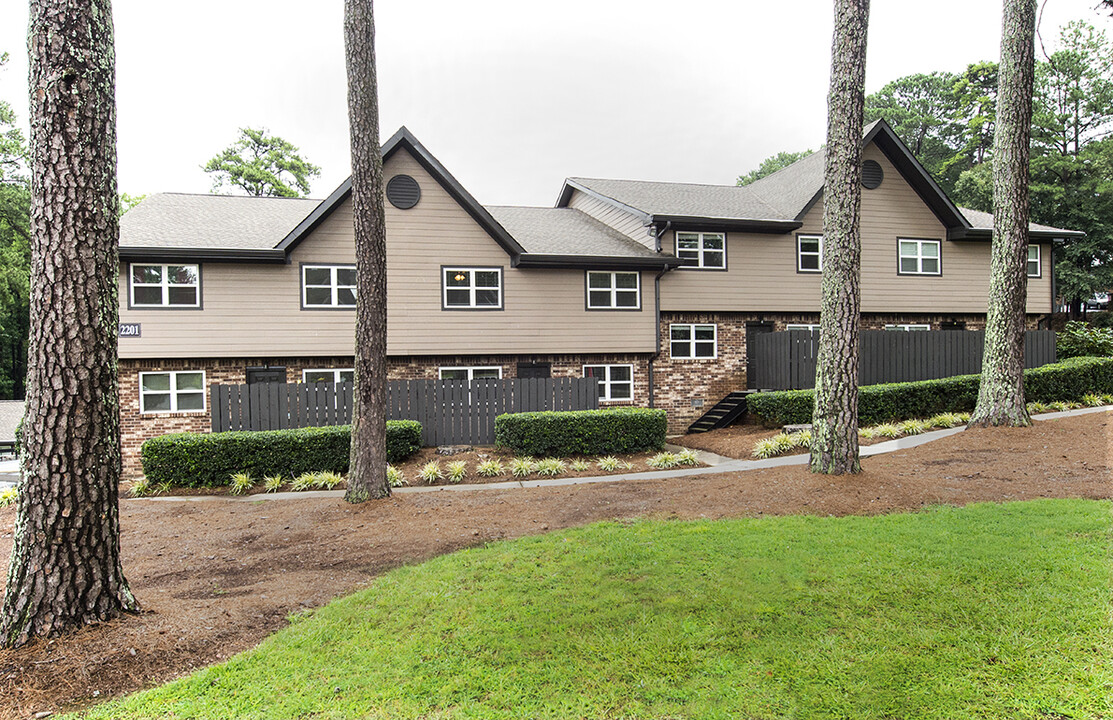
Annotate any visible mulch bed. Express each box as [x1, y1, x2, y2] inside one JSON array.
[[1, 411, 1110, 719]]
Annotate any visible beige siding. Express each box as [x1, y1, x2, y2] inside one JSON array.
[[119, 150, 657, 359], [659, 143, 1053, 315], [566, 188, 654, 250]]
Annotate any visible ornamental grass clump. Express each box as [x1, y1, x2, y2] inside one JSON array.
[[899, 419, 927, 436], [476, 459, 504, 478], [387, 465, 407, 487], [418, 461, 444, 484], [874, 423, 902, 439], [859, 426, 879, 440], [787, 430, 812, 448], [290, 473, 316, 492], [312, 471, 344, 490], [647, 452, 680, 469], [1103, 394, 1113, 405], [569, 459, 590, 472], [1027, 401, 1052, 414], [1081, 393, 1105, 407], [510, 457, 535, 478], [229, 471, 255, 495], [0, 487, 17, 507], [751, 437, 781, 459], [926, 412, 962, 428], [446, 460, 468, 484], [535, 458, 566, 477], [596, 456, 621, 471], [264, 475, 285, 493], [129, 478, 151, 497], [675, 449, 700, 466]]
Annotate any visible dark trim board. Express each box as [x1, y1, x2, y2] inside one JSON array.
[[514, 253, 680, 271], [119, 247, 286, 264]]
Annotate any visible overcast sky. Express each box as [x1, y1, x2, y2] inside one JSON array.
[[0, 1, 1110, 206]]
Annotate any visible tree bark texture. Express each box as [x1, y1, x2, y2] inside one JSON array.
[[969, 0, 1036, 429], [344, 0, 390, 502], [1, 0, 138, 648], [810, 0, 870, 475]]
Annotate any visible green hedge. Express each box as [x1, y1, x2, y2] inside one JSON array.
[[141, 420, 422, 488], [747, 356, 1113, 427], [494, 407, 666, 456]]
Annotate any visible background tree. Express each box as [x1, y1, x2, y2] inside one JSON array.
[[969, 0, 1038, 428], [0, 52, 30, 400], [1, 0, 139, 648], [203, 127, 321, 198], [736, 149, 815, 185], [811, 0, 870, 475], [344, 0, 390, 502]]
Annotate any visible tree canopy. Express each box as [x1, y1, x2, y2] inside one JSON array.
[[203, 127, 321, 198], [736, 149, 815, 186], [0, 52, 30, 399]]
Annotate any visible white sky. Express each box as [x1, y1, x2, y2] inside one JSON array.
[[0, 0, 1110, 206]]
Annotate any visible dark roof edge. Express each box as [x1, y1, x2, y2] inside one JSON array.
[[651, 215, 803, 234], [513, 253, 682, 271], [555, 179, 654, 225], [275, 126, 525, 259], [947, 227, 1086, 241], [119, 247, 287, 264]]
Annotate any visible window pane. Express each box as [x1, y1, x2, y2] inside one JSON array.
[[336, 288, 356, 305], [445, 270, 469, 287], [671, 326, 691, 340], [799, 238, 819, 253], [615, 292, 637, 308], [672, 342, 690, 357], [473, 368, 501, 379], [677, 238, 699, 250], [703, 251, 724, 267], [167, 286, 197, 305], [703, 235, 724, 249], [610, 382, 632, 400], [338, 370, 355, 383], [167, 266, 197, 284], [133, 265, 161, 284], [474, 289, 500, 306], [305, 288, 332, 305], [440, 369, 468, 380], [446, 289, 471, 306], [614, 273, 638, 289], [142, 393, 171, 412], [922, 258, 939, 274], [474, 271, 499, 287], [175, 372, 204, 391], [900, 258, 918, 273], [676, 233, 699, 243], [335, 268, 356, 286], [133, 287, 163, 305], [588, 273, 611, 289], [305, 371, 333, 383], [899, 242, 916, 257], [1028, 246, 1039, 260], [694, 326, 715, 340], [695, 343, 715, 358], [176, 392, 204, 411], [141, 374, 170, 392], [588, 291, 612, 307], [610, 366, 631, 381], [304, 268, 331, 286], [921, 243, 939, 258], [799, 255, 820, 271]]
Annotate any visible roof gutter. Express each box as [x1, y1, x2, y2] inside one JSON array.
[[118, 247, 288, 264], [512, 253, 682, 271], [947, 227, 1086, 241], [650, 215, 802, 234]]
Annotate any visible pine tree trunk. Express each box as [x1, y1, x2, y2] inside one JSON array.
[[1, 0, 138, 648], [810, 0, 870, 475], [344, 0, 390, 502], [969, 0, 1037, 429]]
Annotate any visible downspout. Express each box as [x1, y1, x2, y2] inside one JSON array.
[[647, 221, 672, 409]]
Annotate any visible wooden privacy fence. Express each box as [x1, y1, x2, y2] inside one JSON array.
[[748, 329, 1057, 391], [210, 377, 600, 446]]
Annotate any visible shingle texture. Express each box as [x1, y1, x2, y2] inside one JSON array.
[[120, 193, 319, 250], [485, 206, 660, 258], [957, 206, 1074, 234], [568, 177, 789, 221]]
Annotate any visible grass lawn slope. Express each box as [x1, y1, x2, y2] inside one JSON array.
[[78, 499, 1113, 720]]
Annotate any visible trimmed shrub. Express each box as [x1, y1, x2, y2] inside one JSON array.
[[1057, 321, 1113, 359], [747, 356, 1113, 426], [141, 420, 422, 488], [495, 407, 666, 456]]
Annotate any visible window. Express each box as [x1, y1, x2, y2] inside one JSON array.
[[797, 235, 823, 272], [303, 368, 355, 384], [785, 323, 821, 331], [439, 366, 502, 381], [302, 265, 356, 307], [670, 323, 717, 358], [1027, 245, 1041, 278], [139, 371, 205, 413], [583, 364, 633, 401], [443, 268, 502, 309], [898, 239, 941, 275], [884, 324, 930, 331], [130, 264, 200, 307], [676, 232, 726, 269], [586, 271, 640, 309]]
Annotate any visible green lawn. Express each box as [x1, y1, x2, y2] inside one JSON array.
[[78, 500, 1113, 720]]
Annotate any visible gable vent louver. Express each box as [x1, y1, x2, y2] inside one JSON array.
[[861, 160, 883, 189], [386, 174, 421, 209]]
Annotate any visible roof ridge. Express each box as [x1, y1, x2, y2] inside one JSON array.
[[153, 192, 322, 201], [569, 176, 753, 191]]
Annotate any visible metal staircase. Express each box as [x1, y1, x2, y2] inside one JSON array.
[[686, 390, 752, 434]]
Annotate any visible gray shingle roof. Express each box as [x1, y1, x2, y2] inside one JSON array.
[[567, 177, 788, 221], [485, 206, 660, 258], [120, 193, 320, 250], [957, 206, 1076, 235]]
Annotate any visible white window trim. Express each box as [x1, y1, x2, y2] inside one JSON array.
[[586, 271, 641, 310], [303, 368, 355, 383], [442, 267, 503, 309], [884, 324, 931, 331], [129, 263, 200, 308], [139, 370, 206, 414], [675, 231, 726, 269], [897, 239, 942, 276], [797, 235, 823, 273], [438, 366, 503, 382], [583, 364, 634, 402], [785, 323, 821, 331], [302, 264, 356, 308], [669, 323, 718, 359], [1027, 245, 1041, 278]]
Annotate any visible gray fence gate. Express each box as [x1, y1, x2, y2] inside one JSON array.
[[210, 377, 600, 446], [748, 329, 1057, 390]]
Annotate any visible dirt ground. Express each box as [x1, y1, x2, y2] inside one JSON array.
[[2, 411, 1111, 719], [670, 423, 783, 458]]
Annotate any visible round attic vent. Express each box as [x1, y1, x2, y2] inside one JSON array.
[[861, 160, 884, 189], [386, 174, 421, 209]]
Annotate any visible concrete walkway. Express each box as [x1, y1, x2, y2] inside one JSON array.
[[138, 405, 1112, 503]]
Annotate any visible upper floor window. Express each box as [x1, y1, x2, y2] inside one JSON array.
[[139, 370, 205, 413], [583, 364, 633, 401], [676, 231, 726, 269], [303, 265, 356, 308], [130, 264, 200, 307], [797, 235, 823, 273], [1027, 245, 1041, 278], [898, 239, 941, 275], [304, 368, 354, 384], [443, 267, 502, 309], [670, 323, 717, 358], [586, 271, 640, 310]]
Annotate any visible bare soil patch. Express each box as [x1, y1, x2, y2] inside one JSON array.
[[670, 423, 783, 458], [2, 411, 1111, 719]]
